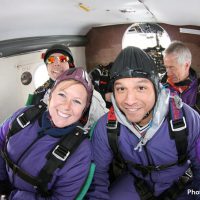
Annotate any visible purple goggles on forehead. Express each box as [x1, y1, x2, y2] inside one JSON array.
[[53, 67, 93, 108]]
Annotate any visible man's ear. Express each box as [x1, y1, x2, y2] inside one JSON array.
[[187, 60, 191, 66], [185, 60, 191, 72]]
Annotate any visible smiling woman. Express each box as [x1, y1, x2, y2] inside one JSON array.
[[0, 68, 94, 199], [49, 68, 93, 127]]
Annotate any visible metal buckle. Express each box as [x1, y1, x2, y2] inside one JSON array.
[[155, 165, 161, 171], [52, 145, 70, 161], [16, 113, 30, 128], [106, 120, 118, 130], [170, 117, 187, 132], [76, 126, 88, 135], [185, 168, 193, 178]]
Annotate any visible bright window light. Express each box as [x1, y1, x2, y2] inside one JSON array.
[[122, 23, 171, 76], [122, 23, 171, 49], [34, 63, 49, 88], [122, 31, 171, 49]]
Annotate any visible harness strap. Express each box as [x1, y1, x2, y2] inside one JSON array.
[[2, 126, 88, 197], [107, 106, 126, 181], [1, 101, 47, 194], [1, 149, 43, 188], [129, 161, 177, 177], [157, 174, 192, 200], [107, 106, 120, 156], [133, 175, 156, 200], [132, 171, 192, 200], [168, 92, 188, 165], [37, 126, 88, 195], [8, 101, 47, 137]]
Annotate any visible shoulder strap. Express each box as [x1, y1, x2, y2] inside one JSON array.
[[107, 106, 121, 158], [37, 126, 88, 196], [107, 106, 126, 181], [168, 92, 188, 165], [8, 100, 47, 138], [2, 126, 88, 197]]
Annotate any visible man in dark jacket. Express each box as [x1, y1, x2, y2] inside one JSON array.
[[89, 63, 113, 108], [87, 46, 200, 200], [161, 40, 200, 113]]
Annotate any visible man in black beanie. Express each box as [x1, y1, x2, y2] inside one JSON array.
[[26, 44, 75, 105], [87, 46, 200, 200]]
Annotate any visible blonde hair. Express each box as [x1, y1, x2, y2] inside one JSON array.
[[49, 79, 88, 101]]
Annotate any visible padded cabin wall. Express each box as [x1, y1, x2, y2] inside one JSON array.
[[85, 24, 129, 71]]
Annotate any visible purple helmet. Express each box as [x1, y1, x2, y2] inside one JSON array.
[[52, 67, 93, 109]]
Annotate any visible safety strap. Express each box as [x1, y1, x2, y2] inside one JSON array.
[[2, 148, 45, 190], [133, 175, 156, 200], [168, 92, 188, 165], [8, 100, 47, 138], [107, 106, 120, 156], [2, 126, 88, 197], [36, 126, 88, 196], [129, 161, 178, 177], [107, 106, 126, 182], [156, 173, 192, 200], [132, 171, 192, 200]]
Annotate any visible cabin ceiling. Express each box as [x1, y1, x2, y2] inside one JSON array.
[[0, 0, 199, 57], [0, 0, 199, 41]]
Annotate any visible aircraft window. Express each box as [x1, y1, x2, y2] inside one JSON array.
[[122, 23, 171, 75], [123, 30, 170, 49], [21, 71, 32, 85], [34, 63, 49, 88]]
